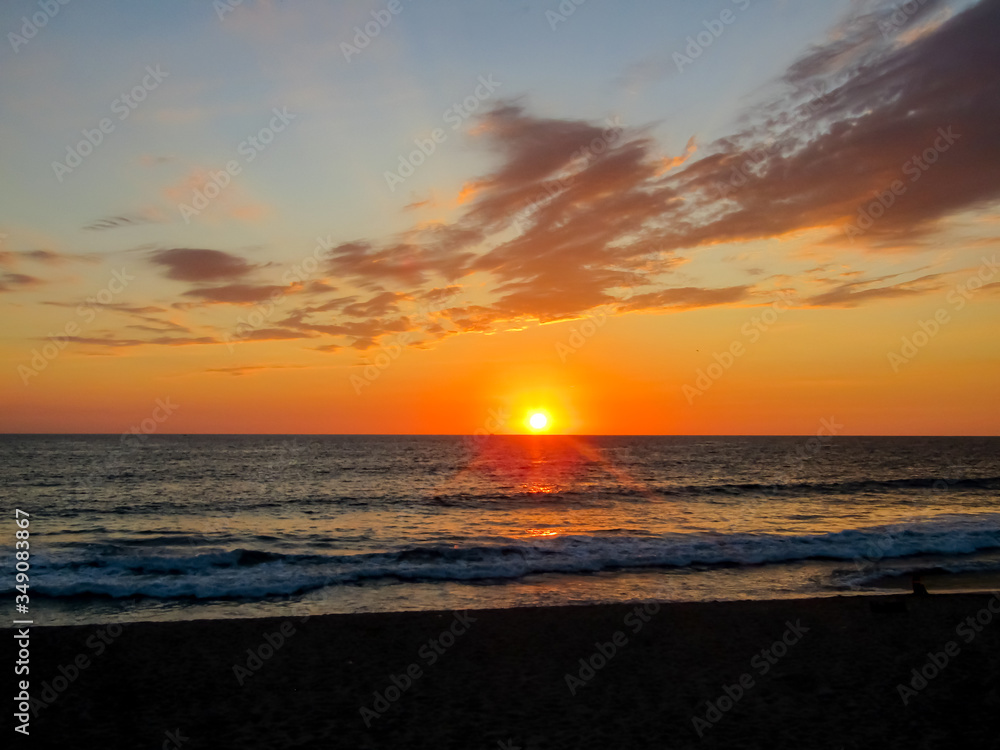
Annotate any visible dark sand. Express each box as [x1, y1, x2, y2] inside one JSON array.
[[14, 593, 1000, 749]]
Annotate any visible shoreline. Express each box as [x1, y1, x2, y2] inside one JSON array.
[[26, 576, 1000, 629], [14, 592, 1000, 748]]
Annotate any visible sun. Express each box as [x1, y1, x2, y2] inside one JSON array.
[[528, 412, 549, 431]]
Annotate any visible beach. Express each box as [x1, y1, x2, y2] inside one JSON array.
[[16, 593, 1000, 749]]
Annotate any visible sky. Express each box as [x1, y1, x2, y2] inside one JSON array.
[[1, 0, 998, 435]]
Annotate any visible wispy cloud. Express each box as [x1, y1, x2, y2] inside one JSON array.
[[203, 364, 309, 376]]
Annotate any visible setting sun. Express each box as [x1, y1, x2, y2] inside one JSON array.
[[528, 412, 549, 431]]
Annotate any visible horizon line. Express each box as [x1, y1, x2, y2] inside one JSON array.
[[1, 433, 996, 438]]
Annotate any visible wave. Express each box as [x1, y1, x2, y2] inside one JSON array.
[[654, 475, 1000, 497], [37, 473, 1000, 516], [834, 557, 1000, 590], [7, 514, 1000, 601]]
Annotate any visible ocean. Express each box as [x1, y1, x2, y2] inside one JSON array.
[[2, 434, 998, 626]]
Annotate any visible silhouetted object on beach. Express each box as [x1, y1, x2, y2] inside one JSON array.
[[911, 574, 930, 596]]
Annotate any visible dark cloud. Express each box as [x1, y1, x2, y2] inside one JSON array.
[[0, 272, 42, 293], [421, 286, 463, 304], [616, 285, 752, 313], [150, 248, 260, 282], [324, 239, 470, 290], [182, 284, 289, 304], [664, 0, 1000, 249], [112, 1, 1000, 352]]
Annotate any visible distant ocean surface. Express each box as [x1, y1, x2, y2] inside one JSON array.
[[2, 435, 998, 627]]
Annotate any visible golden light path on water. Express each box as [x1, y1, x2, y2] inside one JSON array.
[[424, 434, 690, 545]]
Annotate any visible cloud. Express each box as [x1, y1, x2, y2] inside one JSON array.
[[278, 309, 412, 350], [43, 300, 193, 333], [137, 154, 174, 166], [162, 169, 271, 223], [324, 239, 470, 290], [614, 54, 677, 93], [0, 272, 42, 293], [83, 210, 164, 231], [0, 249, 97, 268], [59, 335, 218, 348], [656, 136, 697, 175], [404, 194, 438, 211], [310, 343, 344, 353], [241, 328, 316, 343], [181, 283, 291, 305], [329, 0, 998, 331], [52, 0, 997, 356], [804, 271, 945, 307], [204, 364, 309, 376], [150, 248, 262, 282], [663, 0, 1000, 250], [341, 291, 407, 318], [616, 285, 753, 313], [99, 303, 170, 315], [0, 249, 102, 292]]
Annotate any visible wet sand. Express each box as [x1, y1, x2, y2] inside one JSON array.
[[15, 593, 1000, 749]]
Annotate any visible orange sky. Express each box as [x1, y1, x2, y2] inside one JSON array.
[[1, 1, 998, 435]]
